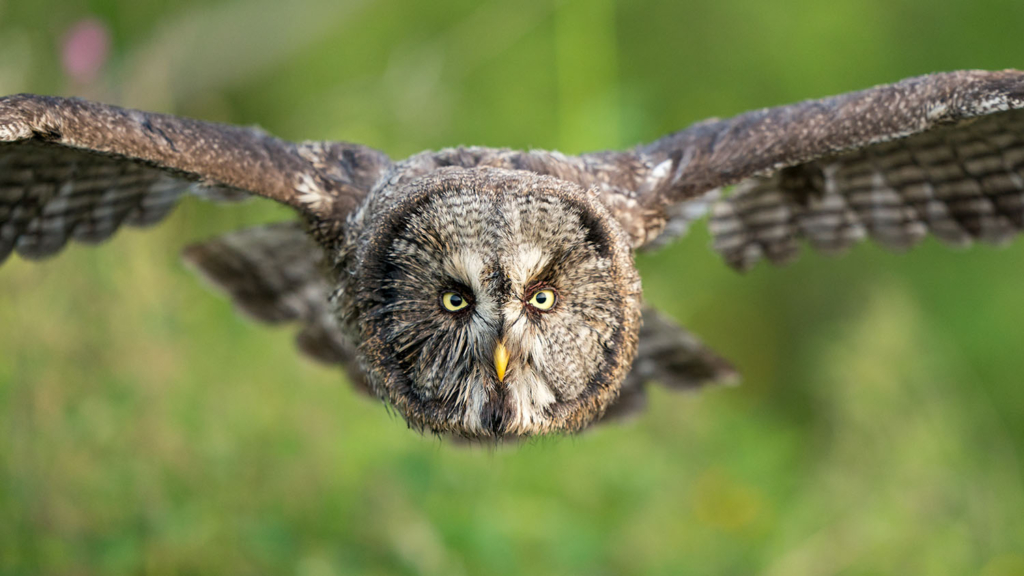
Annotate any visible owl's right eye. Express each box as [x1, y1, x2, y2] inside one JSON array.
[[441, 291, 470, 312]]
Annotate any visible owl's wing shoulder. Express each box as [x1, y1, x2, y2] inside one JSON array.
[[0, 94, 390, 265], [183, 222, 370, 395]]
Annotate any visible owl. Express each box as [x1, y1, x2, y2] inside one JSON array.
[[3, 69, 1023, 440]]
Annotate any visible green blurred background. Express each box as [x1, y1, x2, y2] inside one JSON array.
[[2, 0, 1024, 574]]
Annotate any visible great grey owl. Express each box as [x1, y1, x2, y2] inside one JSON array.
[[3, 70, 1023, 439]]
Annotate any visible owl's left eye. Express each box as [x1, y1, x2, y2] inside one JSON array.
[[527, 288, 556, 311], [441, 291, 470, 312]]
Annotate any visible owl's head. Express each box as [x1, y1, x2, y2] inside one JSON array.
[[350, 167, 642, 439]]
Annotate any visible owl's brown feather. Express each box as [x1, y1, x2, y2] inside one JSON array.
[[708, 108, 1024, 269], [0, 94, 389, 264], [628, 70, 1024, 262], [1, 141, 195, 260], [642, 70, 1024, 203]]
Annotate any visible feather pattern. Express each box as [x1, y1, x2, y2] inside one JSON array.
[[707, 102, 1024, 268], [0, 94, 389, 264], [632, 70, 1024, 257]]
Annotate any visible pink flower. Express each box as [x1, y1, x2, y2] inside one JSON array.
[[61, 18, 111, 85]]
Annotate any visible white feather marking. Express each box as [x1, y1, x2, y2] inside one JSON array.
[[297, 174, 330, 211], [462, 383, 486, 432], [505, 245, 547, 288], [507, 370, 556, 431], [650, 158, 673, 181], [0, 117, 31, 141], [445, 250, 486, 295]]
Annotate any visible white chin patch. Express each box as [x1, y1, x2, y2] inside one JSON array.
[[458, 368, 556, 436], [506, 368, 557, 434], [459, 372, 489, 433]]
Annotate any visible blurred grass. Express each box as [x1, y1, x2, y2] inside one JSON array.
[[3, 0, 1024, 574]]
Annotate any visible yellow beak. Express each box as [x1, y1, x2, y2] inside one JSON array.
[[494, 341, 510, 382]]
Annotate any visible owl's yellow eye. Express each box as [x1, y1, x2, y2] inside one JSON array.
[[441, 291, 469, 312], [527, 288, 556, 311]]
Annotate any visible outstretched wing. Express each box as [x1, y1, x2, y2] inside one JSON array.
[[182, 222, 371, 396], [0, 94, 390, 264], [628, 70, 1024, 267]]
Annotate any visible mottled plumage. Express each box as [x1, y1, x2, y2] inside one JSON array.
[[3, 69, 1024, 439]]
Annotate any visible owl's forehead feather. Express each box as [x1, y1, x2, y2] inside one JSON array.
[[441, 249, 486, 293], [504, 244, 549, 288]]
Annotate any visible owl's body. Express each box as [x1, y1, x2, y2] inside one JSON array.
[[4, 69, 1024, 439]]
